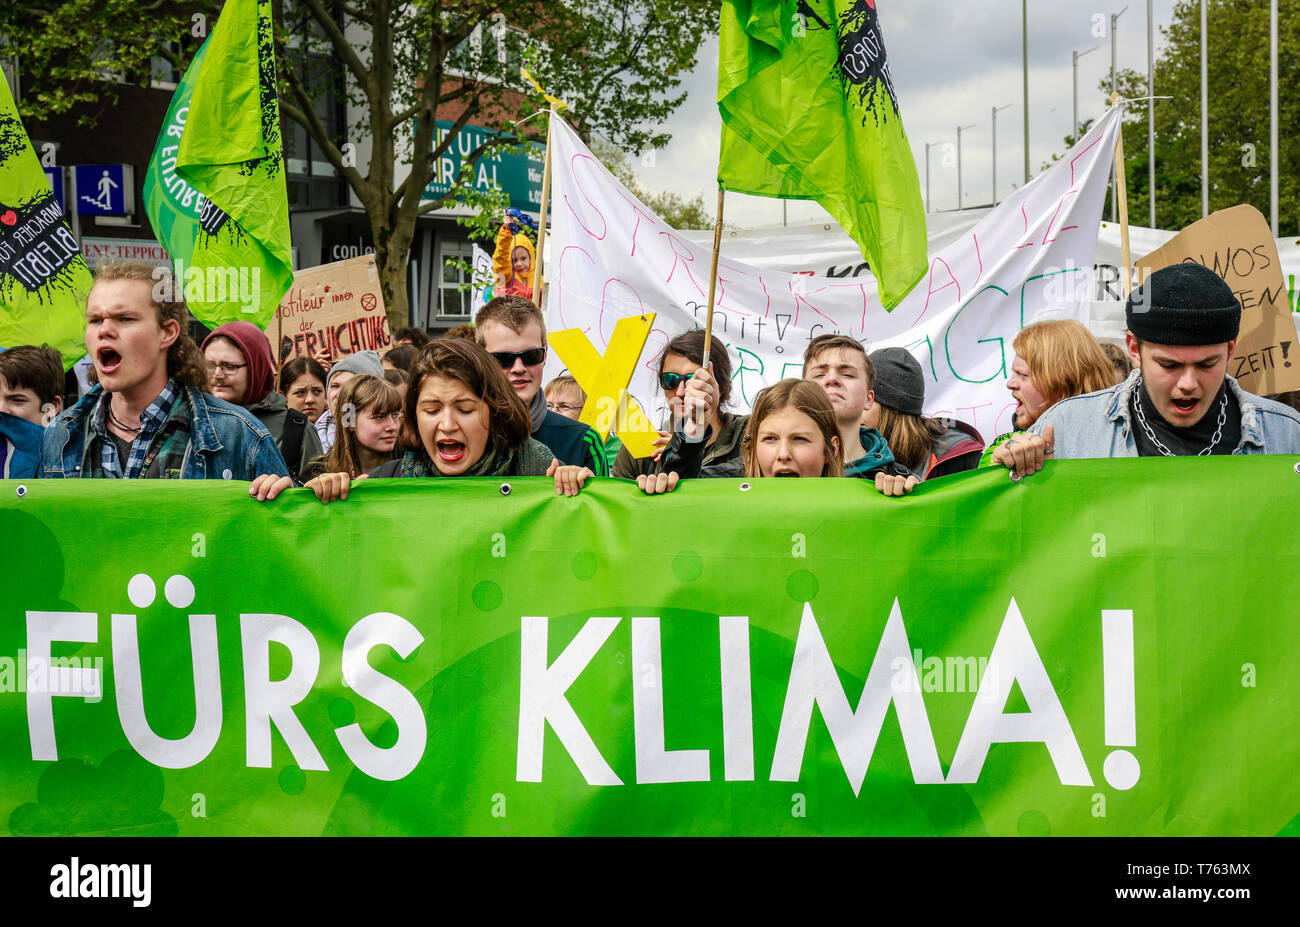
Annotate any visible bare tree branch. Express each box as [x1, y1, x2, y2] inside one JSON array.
[[279, 61, 366, 194], [339, 3, 372, 25], [298, 0, 372, 90]]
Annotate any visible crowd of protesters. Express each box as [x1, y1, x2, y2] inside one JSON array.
[[4, 259, 1300, 494]]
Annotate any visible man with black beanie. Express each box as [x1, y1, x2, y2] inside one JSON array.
[[996, 262, 1300, 477]]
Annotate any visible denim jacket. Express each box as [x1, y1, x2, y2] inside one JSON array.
[[1030, 370, 1300, 457], [39, 384, 291, 480]]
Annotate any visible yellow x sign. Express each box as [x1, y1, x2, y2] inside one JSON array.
[[548, 314, 661, 459]]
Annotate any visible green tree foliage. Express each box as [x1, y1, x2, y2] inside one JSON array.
[[1047, 0, 1299, 233], [0, 0, 719, 327]]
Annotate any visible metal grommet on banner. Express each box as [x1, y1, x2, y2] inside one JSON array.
[[15, 484, 27, 498], [1293, 461, 1300, 475], [1009, 471, 1022, 483], [499, 482, 512, 496], [738, 482, 752, 492]]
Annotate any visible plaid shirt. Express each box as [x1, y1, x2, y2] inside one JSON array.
[[91, 379, 181, 479]]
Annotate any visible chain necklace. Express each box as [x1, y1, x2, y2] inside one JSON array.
[[1132, 375, 1227, 457], [106, 401, 142, 434]]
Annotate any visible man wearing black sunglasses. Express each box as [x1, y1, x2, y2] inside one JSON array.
[[475, 295, 609, 475]]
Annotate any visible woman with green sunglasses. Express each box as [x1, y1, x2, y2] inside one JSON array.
[[612, 329, 748, 492]]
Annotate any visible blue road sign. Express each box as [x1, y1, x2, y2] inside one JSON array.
[[43, 167, 65, 213], [74, 164, 128, 215]]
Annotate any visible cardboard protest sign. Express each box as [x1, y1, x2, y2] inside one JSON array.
[[1136, 205, 1300, 396], [273, 254, 391, 364]]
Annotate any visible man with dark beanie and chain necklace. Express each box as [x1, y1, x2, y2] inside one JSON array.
[[995, 262, 1300, 478]]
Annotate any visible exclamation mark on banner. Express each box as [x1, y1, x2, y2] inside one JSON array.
[[1101, 609, 1140, 790]]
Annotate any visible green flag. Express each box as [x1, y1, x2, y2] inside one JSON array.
[[718, 0, 927, 309], [143, 0, 292, 328], [0, 78, 93, 368]]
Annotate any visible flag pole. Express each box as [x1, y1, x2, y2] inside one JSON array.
[[1111, 93, 1133, 299], [702, 186, 725, 370], [531, 101, 558, 307]]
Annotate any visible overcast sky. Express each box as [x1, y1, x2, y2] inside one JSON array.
[[645, 0, 1180, 228]]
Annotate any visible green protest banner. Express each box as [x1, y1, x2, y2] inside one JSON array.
[[0, 459, 1297, 836]]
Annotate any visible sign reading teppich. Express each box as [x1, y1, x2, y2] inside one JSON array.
[[1, 460, 1297, 836], [274, 254, 391, 364]]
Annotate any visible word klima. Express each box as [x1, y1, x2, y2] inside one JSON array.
[[517, 599, 1113, 795]]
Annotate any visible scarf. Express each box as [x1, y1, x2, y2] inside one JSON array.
[[528, 387, 548, 434]]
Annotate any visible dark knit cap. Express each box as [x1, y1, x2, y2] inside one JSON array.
[[1126, 263, 1241, 346], [868, 347, 925, 415]]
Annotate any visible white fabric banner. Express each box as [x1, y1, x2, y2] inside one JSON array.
[[681, 213, 1300, 350], [545, 110, 1121, 440]]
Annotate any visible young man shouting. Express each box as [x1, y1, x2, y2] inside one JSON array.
[[802, 333, 916, 495], [474, 295, 608, 475], [996, 262, 1300, 477], [39, 262, 290, 481]]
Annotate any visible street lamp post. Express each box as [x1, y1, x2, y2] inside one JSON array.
[[1200, 0, 1209, 217], [1270, 0, 1278, 235], [957, 123, 975, 210], [1111, 6, 1128, 222], [1073, 45, 1101, 142], [1022, 0, 1030, 185], [1148, 0, 1156, 228], [992, 104, 1012, 205], [924, 141, 938, 213]]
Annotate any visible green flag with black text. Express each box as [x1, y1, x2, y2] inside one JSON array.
[[143, 0, 292, 328], [0, 77, 93, 367], [718, 0, 927, 309]]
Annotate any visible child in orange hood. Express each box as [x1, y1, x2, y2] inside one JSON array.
[[492, 210, 540, 298]]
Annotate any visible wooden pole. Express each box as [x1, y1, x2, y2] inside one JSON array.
[[275, 308, 284, 376], [1111, 92, 1133, 299], [701, 187, 725, 370], [531, 101, 558, 307]]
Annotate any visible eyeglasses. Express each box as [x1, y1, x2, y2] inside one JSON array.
[[659, 371, 695, 390], [209, 361, 248, 376], [547, 402, 583, 413], [490, 348, 546, 368]]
